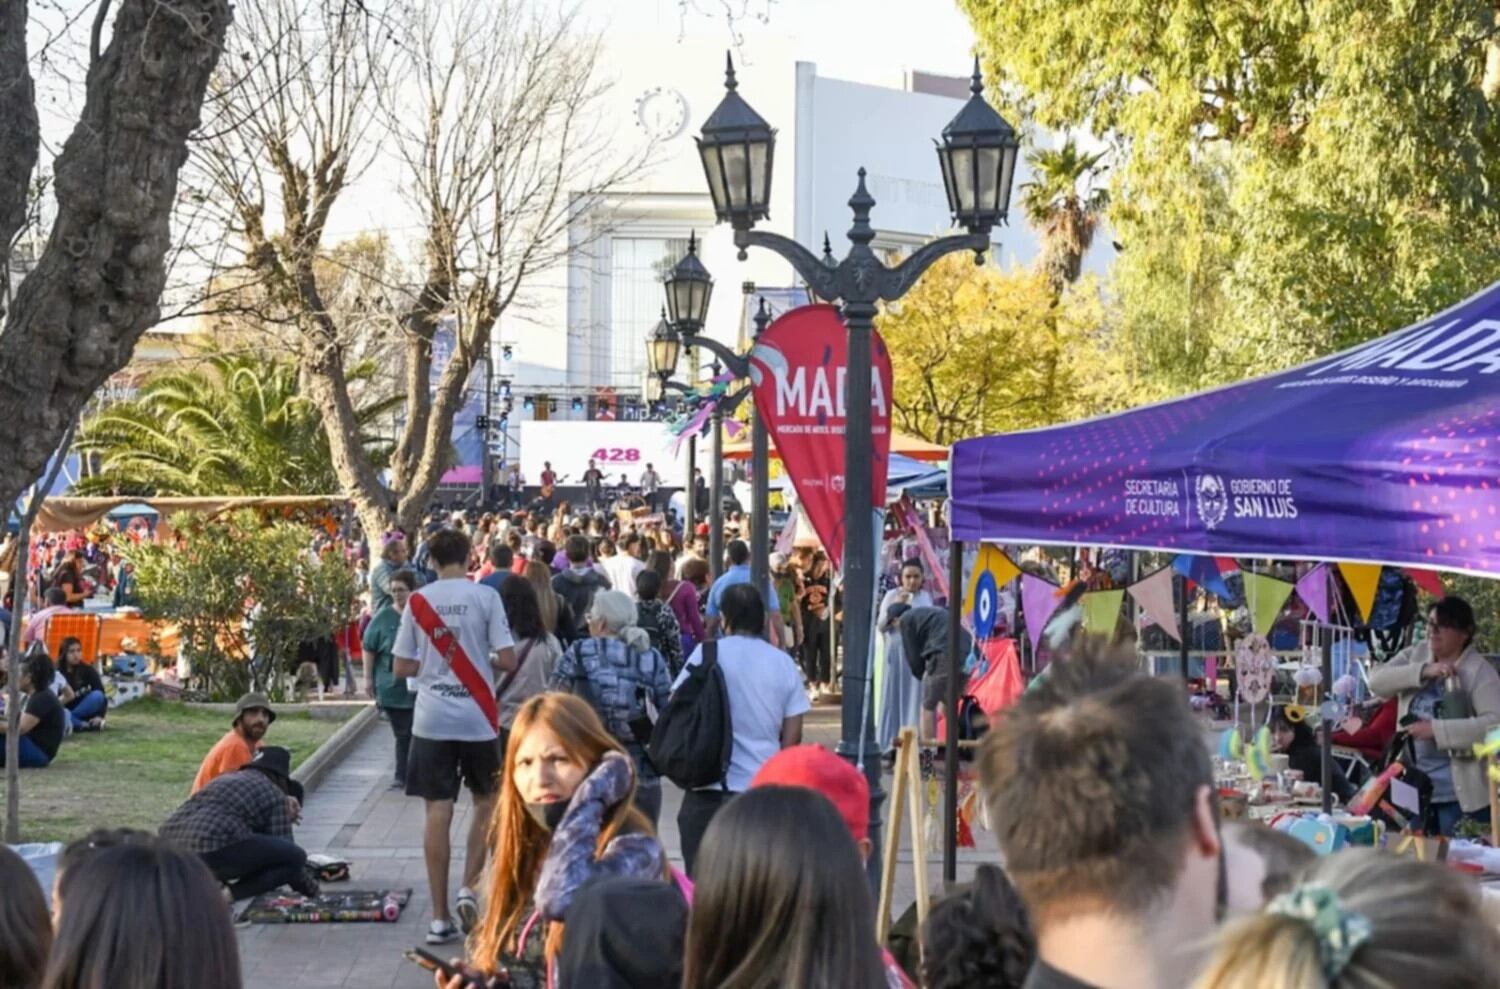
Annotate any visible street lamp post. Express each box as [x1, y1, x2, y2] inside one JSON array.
[[749, 299, 772, 608], [709, 361, 724, 578], [695, 53, 1020, 875]]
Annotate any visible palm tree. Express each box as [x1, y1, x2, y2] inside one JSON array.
[[74, 347, 398, 497], [1019, 138, 1110, 296]]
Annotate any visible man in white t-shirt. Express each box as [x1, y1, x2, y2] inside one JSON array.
[[672, 582, 809, 874], [598, 535, 645, 600], [393, 528, 516, 945]]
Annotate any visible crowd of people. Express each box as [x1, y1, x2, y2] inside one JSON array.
[[6, 478, 1500, 989]]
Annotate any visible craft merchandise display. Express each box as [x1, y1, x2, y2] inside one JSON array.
[[238, 888, 410, 924]]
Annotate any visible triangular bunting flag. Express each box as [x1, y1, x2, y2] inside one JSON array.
[[1405, 568, 1445, 597], [1172, 554, 1233, 600], [1295, 564, 1330, 624], [1241, 572, 1295, 637], [1020, 574, 1063, 653], [1081, 589, 1126, 635], [1339, 562, 1384, 623], [1128, 568, 1180, 643], [1215, 557, 1241, 575], [964, 544, 1020, 619]]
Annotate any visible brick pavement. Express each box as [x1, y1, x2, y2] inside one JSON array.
[[236, 705, 994, 987]]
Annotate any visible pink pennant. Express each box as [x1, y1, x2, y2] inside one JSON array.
[[1021, 574, 1063, 654], [1127, 567, 1180, 643], [1295, 564, 1330, 624], [723, 419, 747, 439]]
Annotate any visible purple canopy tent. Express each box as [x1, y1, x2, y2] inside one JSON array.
[[950, 279, 1500, 579], [936, 279, 1500, 876]]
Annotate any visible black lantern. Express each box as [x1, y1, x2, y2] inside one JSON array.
[[646, 310, 682, 377], [664, 233, 713, 335], [935, 58, 1020, 236], [696, 53, 776, 229]]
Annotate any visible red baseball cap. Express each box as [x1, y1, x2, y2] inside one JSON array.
[[751, 745, 869, 841], [694, 523, 710, 537]]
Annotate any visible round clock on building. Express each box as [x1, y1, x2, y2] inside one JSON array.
[[635, 87, 689, 140]]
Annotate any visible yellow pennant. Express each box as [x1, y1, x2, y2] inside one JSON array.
[[1338, 562, 1384, 623], [964, 543, 1020, 618]]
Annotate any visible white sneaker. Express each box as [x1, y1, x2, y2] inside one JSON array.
[[426, 919, 461, 945], [455, 887, 480, 934]]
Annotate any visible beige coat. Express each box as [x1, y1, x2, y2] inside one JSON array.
[[1368, 640, 1500, 813]]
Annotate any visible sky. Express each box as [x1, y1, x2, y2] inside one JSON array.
[[577, 0, 980, 87]]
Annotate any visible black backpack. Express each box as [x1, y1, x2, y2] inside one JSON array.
[[647, 639, 732, 790]]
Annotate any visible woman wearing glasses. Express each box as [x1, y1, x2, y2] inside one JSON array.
[[1368, 595, 1500, 835]]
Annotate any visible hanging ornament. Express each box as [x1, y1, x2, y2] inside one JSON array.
[[1236, 635, 1275, 705]]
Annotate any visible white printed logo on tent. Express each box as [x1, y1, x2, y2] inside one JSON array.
[[1195, 473, 1229, 531]]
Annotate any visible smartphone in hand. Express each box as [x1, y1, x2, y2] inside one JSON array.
[[402, 948, 505, 988]]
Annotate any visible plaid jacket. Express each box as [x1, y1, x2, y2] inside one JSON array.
[[549, 636, 671, 786], [159, 769, 293, 855]]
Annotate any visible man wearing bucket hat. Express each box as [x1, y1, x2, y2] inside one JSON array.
[[191, 692, 276, 794], [161, 746, 317, 900]]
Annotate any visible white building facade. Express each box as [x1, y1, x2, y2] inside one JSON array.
[[487, 33, 1111, 469]]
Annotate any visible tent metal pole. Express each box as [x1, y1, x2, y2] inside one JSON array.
[[943, 537, 963, 883], [1321, 628, 1334, 815], [1178, 572, 1191, 682]]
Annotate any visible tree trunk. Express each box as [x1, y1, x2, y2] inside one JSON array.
[[0, 0, 39, 311], [0, 0, 231, 513]]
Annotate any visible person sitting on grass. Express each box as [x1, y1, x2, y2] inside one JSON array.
[[0, 652, 66, 768], [159, 746, 317, 902], [55, 636, 107, 732], [191, 692, 275, 794]]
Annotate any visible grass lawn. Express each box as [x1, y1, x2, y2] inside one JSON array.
[[0, 697, 344, 843]]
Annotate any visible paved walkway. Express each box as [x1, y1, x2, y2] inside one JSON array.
[[237, 705, 995, 988]]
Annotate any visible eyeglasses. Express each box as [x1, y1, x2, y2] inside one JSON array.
[[1426, 620, 1452, 631]]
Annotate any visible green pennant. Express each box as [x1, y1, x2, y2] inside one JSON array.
[[1081, 589, 1125, 635], [1242, 572, 1294, 636]]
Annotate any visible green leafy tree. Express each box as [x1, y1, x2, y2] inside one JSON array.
[[961, 0, 1500, 394], [877, 255, 1135, 445], [130, 511, 360, 701], [73, 346, 396, 497], [1020, 138, 1110, 295]]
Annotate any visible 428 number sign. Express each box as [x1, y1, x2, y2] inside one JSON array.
[[590, 448, 641, 463]]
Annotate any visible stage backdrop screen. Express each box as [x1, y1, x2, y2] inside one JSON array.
[[519, 421, 688, 488]]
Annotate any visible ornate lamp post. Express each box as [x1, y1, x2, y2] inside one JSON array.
[[646, 313, 693, 533], [662, 238, 775, 597], [696, 53, 1020, 873]]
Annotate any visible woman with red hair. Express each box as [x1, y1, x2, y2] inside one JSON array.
[[434, 693, 669, 989]]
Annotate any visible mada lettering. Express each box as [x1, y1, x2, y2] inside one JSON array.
[[1308, 319, 1500, 377], [774, 365, 889, 419]]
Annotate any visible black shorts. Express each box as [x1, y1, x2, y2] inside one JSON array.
[[405, 735, 502, 802]]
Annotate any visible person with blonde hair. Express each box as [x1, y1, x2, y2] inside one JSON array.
[[433, 693, 669, 989], [548, 590, 672, 823], [1193, 849, 1500, 989]]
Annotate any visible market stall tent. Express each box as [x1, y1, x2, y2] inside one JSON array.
[[950, 278, 1500, 579]]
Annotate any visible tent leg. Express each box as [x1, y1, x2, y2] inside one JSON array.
[[943, 538, 963, 884], [1321, 629, 1334, 815], [1178, 572, 1190, 683]]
